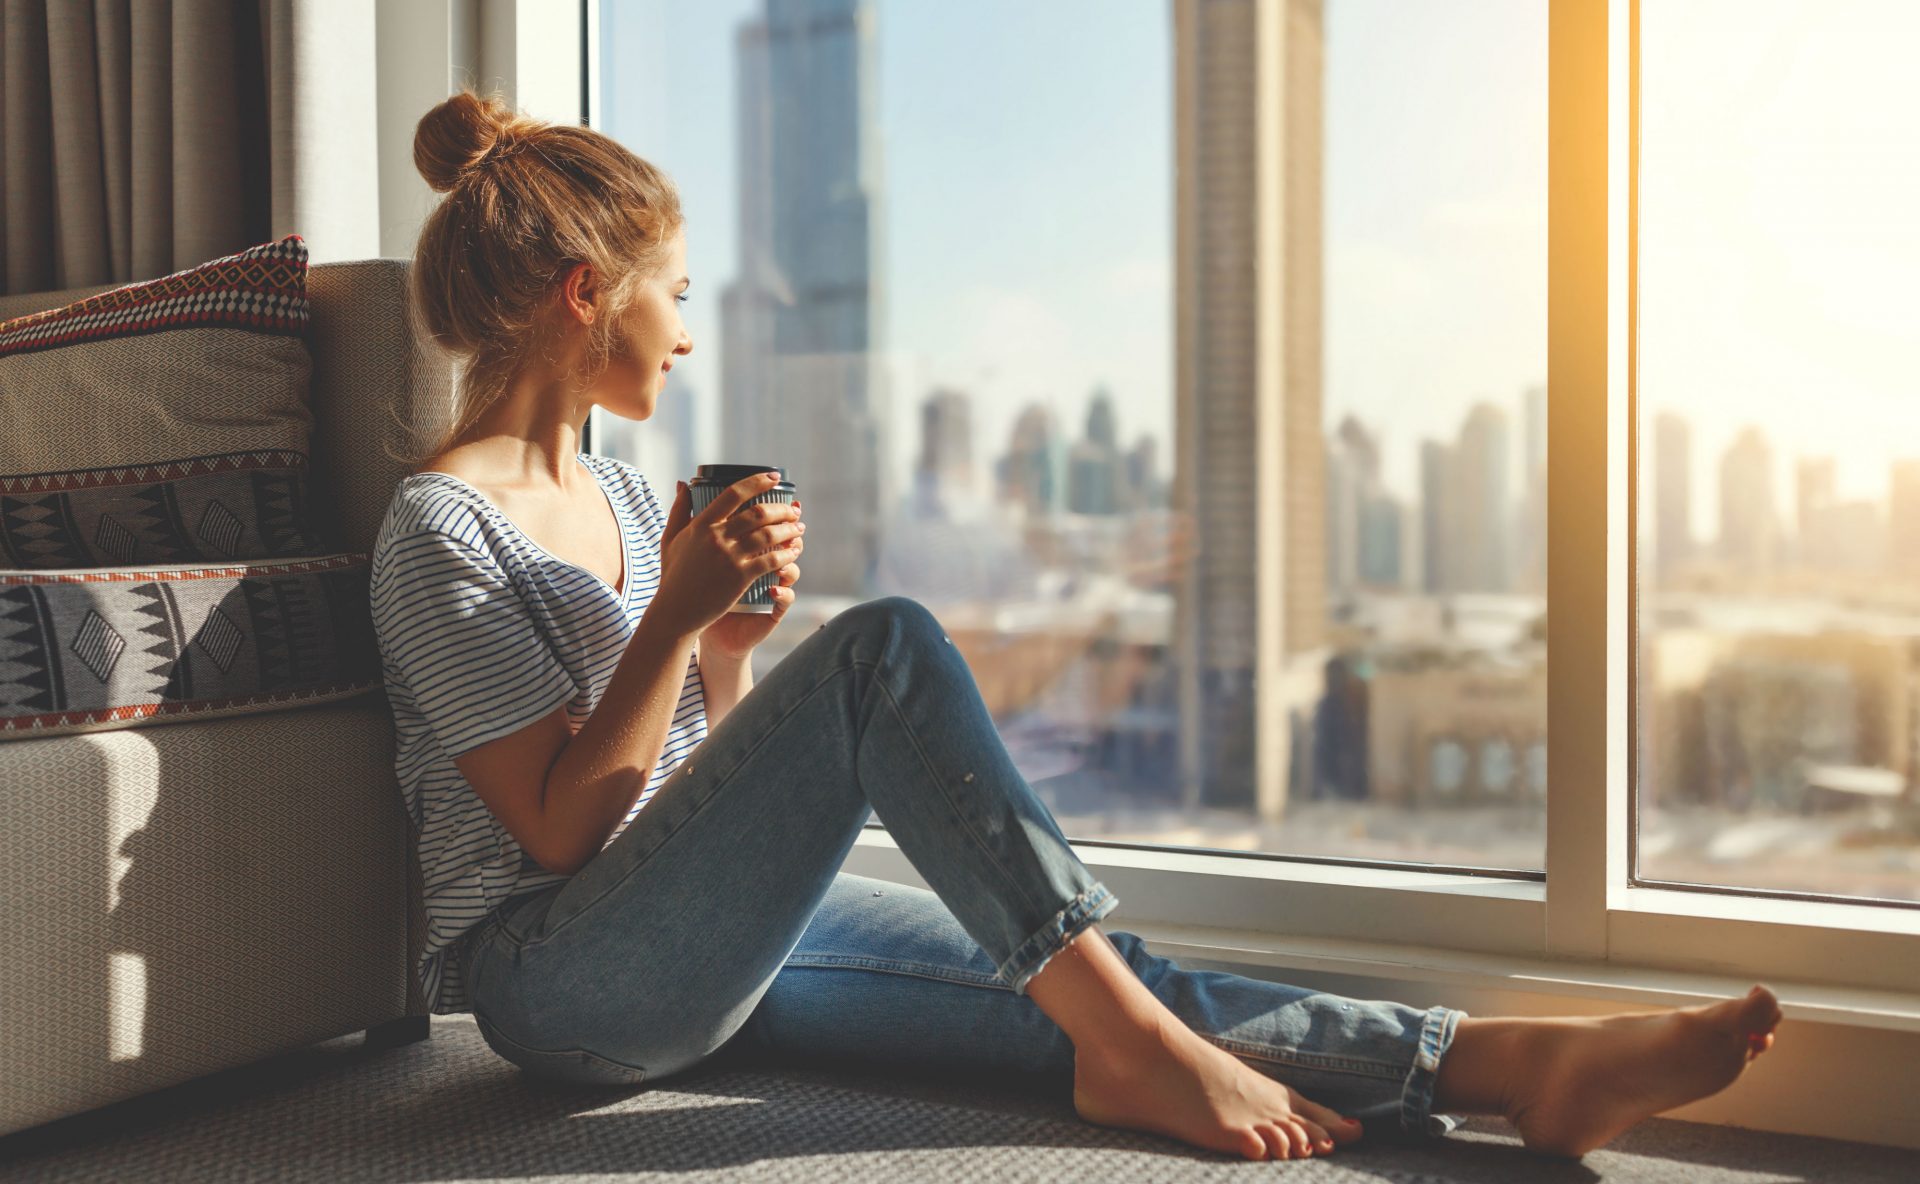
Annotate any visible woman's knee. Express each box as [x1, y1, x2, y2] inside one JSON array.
[[833, 595, 947, 650]]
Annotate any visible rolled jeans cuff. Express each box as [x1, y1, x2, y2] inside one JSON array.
[[1000, 881, 1120, 996], [1401, 1003, 1467, 1138]]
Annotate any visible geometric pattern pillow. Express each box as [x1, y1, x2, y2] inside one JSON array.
[[0, 552, 379, 741], [0, 235, 328, 567]]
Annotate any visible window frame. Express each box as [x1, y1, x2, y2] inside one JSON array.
[[572, 0, 1920, 999]]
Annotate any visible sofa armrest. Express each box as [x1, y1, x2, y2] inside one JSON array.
[[307, 258, 457, 556]]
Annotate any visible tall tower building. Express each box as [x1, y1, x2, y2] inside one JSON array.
[[1325, 415, 1380, 597], [1068, 386, 1128, 516], [1420, 438, 1450, 594], [997, 402, 1060, 520], [1653, 411, 1692, 584], [1719, 426, 1778, 578], [1518, 383, 1547, 594], [1887, 459, 1920, 580], [721, 0, 889, 598], [911, 386, 976, 521], [1450, 402, 1512, 592], [1173, 0, 1326, 819], [1796, 455, 1835, 570]]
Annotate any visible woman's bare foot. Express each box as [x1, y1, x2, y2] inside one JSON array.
[[1070, 1016, 1366, 1161], [1507, 984, 1784, 1157]]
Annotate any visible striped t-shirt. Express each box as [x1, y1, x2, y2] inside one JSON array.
[[368, 452, 708, 1015]]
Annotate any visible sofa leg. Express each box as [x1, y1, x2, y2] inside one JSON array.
[[363, 1015, 431, 1050]]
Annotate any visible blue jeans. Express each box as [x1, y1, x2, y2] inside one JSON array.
[[454, 596, 1466, 1139]]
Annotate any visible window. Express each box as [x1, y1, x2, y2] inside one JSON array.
[[590, 0, 1549, 878], [1634, 0, 1920, 905], [576, 0, 1920, 990]]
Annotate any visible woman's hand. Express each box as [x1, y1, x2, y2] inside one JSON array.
[[701, 497, 803, 661], [651, 471, 804, 647]]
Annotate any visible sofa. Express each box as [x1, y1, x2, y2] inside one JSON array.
[[0, 258, 453, 1138]]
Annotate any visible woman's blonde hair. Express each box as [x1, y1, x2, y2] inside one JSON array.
[[396, 86, 684, 464]]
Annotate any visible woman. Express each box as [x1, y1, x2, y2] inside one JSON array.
[[368, 88, 1782, 1163]]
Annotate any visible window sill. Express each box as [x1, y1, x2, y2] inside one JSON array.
[[1122, 916, 1920, 1035], [843, 827, 1920, 1008], [1612, 883, 1920, 935]]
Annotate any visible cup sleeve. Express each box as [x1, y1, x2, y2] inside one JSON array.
[[371, 529, 577, 759]]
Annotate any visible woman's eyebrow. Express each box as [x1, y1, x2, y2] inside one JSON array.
[[677, 276, 690, 288]]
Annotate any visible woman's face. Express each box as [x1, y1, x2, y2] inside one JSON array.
[[593, 229, 692, 420]]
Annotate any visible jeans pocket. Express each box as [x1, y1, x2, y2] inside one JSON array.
[[472, 1010, 649, 1086]]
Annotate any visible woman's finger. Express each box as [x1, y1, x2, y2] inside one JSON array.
[[752, 544, 798, 571], [722, 500, 794, 540], [743, 524, 803, 557]]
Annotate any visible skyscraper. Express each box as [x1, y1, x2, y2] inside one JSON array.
[[1519, 384, 1547, 594], [1887, 459, 1920, 579], [721, 0, 888, 598], [1653, 411, 1692, 583], [1068, 386, 1128, 515], [1326, 415, 1381, 597], [912, 386, 975, 521], [997, 402, 1060, 519], [1719, 426, 1778, 578], [1450, 402, 1512, 592], [1796, 455, 1835, 569], [1173, 0, 1326, 819], [1420, 438, 1450, 594]]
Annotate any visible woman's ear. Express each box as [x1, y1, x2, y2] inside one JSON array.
[[563, 261, 598, 326]]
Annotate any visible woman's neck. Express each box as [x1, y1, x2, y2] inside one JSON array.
[[435, 361, 597, 488]]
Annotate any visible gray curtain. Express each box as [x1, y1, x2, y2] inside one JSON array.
[[0, 0, 378, 297]]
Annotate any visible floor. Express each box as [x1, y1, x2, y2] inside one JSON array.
[[2, 1016, 1915, 1183]]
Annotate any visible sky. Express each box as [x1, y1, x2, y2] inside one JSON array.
[[1641, 0, 1920, 536], [596, 0, 1914, 541]]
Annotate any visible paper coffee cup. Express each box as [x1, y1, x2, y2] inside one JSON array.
[[686, 464, 796, 614]]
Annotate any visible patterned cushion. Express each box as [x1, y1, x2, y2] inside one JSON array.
[[0, 236, 327, 568], [0, 552, 379, 742]]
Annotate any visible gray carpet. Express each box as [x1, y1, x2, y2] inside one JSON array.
[[3, 1016, 1915, 1183]]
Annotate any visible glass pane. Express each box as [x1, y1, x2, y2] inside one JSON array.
[[595, 0, 1545, 871], [1637, 0, 1920, 903]]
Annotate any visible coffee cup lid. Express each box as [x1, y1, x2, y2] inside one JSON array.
[[693, 463, 787, 485]]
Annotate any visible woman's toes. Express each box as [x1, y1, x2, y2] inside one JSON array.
[[1298, 1117, 1337, 1155], [1252, 1123, 1287, 1160], [1736, 985, 1781, 1035], [1282, 1119, 1315, 1157], [1292, 1091, 1364, 1145]]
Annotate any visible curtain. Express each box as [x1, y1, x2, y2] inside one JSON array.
[[0, 0, 378, 297]]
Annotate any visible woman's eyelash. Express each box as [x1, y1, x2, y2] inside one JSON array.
[[676, 294, 689, 304]]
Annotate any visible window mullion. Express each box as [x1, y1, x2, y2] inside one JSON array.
[[1545, 0, 1620, 960]]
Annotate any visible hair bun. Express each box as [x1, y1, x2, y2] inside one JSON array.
[[413, 88, 526, 193]]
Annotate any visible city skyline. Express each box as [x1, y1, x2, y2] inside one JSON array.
[[597, 0, 1548, 503], [599, 0, 1918, 546]]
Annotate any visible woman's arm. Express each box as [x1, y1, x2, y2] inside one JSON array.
[[697, 641, 753, 728], [447, 606, 700, 878]]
